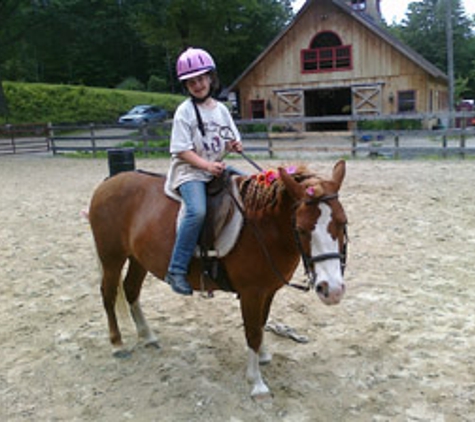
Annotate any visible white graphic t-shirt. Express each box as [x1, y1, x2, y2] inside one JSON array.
[[165, 98, 241, 197]]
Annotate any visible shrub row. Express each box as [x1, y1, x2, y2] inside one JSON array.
[[2, 82, 185, 124]]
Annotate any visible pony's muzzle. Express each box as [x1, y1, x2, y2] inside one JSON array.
[[316, 281, 345, 305]]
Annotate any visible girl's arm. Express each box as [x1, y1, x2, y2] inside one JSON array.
[[177, 150, 225, 176]]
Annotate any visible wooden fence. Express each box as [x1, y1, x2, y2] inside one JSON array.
[[2, 111, 475, 159], [0, 123, 50, 155], [47, 122, 172, 155]]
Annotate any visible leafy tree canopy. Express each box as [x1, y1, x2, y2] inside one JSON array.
[[387, 0, 475, 98], [2, 0, 475, 116], [0, 0, 293, 91]]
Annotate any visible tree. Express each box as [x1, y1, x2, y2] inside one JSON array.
[[22, 0, 150, 87], [129, 0, 293, 89], [1, 0, 295, 97], [0, 0, 42, 117], [393, 0, 475, 98]]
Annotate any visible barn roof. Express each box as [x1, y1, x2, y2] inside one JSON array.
[[228, 0, 447, 90]]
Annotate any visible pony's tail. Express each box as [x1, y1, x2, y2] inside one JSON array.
[[115, 279, 130, 323], [95, 256, 130, 327]]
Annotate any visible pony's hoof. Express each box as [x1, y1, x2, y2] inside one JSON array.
[[112, 348, 132, 359], [144, 340, 160, 350], [251, 383, 271, 399], [252, 391, 273, 403], [259, 352, 272, 365]]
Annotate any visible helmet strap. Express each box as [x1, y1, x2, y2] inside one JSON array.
[[184, 71, 216, 137], [192, 98, 206, 137], [190, 89, 212, 104]]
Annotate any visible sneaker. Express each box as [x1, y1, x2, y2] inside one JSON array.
[[165, 272, 193, 296]]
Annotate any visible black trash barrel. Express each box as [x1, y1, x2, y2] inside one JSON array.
[[107, 148, 135, 177]]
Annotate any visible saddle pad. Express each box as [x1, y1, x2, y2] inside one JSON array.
[[171, 176, 244, 258]]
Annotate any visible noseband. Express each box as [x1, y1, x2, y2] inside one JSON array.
[[290, 193, 348, 292]]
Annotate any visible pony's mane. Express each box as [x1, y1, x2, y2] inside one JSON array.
[[238, 164, 318, 211]]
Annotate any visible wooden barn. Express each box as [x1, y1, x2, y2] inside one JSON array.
[[229, 0, 448, 131]]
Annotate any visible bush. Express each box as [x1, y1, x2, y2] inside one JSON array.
[[115, 77, 145, 91], [358, 119, 422, 130], [147, 75, 168, 93], [240, 123, 268, 133], [3, 81, 185, 124]]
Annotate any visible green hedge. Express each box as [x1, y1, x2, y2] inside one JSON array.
[[2, 82, 185, 124], [358, 119, 423, 131]]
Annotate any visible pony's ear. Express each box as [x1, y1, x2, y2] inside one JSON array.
[[332, 160, 346, 191], [278, 167, 305, 199]]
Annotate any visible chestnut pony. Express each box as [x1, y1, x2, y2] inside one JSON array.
[[88, 160, 347, 397]]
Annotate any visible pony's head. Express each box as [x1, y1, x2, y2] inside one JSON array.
[[279, 161, 347, 305]]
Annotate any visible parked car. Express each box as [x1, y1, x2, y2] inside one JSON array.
[[118, 105, 168, 127]]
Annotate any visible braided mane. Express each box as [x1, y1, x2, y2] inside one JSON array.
[[238, 164, 318, 212]]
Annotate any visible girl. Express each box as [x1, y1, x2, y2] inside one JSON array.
[[165, 47, 243, 295]]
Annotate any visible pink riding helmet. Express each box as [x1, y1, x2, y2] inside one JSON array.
[[176, 47, 216, 81]]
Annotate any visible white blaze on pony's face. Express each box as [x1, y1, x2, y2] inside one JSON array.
[[278, 160, 347, 305], [312, 201, 346, 305]]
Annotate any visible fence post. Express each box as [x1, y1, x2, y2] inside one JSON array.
[[460, 117, 466, 159], [141, 124, 148, 157], [394, 135, 399, 160], [7, 124, 15, 154], [90, 123, 97, 156], [351, 133, 357, 158], [47, 122, 55, 154], [442, 133, 447, 159], [267, 122, 273, 159]]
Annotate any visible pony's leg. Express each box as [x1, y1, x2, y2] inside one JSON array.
[[100, 261, 128, 357], [240, 291, 271, 397], [123, 257, 159, 349], [247, 348, 269, 398], [258, 292, 276, 365]]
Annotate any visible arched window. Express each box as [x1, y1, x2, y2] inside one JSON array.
[[310, 32, 342, 49], [301, 31, 352, 73]]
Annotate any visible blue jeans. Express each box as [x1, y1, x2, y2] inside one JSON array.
[[168, 180, 207, 275]]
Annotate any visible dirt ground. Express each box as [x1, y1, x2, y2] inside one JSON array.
[[1, 154, 475, 422]]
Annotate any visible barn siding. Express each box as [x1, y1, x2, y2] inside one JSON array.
[[233, 0, 447, 123]]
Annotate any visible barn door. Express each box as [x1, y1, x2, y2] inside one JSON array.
[[352, 84, 382, 115], [276, 90, 304, 117]]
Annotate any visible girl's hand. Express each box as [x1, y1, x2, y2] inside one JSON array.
[[207, 161, 225, 176], [229, 140, 243, 153]]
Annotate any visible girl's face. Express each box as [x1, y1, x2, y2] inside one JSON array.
[[185, 74, 211, 100]]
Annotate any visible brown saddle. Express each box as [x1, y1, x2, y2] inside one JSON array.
[[199, 170, 238, 252], [198, 170, 242, 291]]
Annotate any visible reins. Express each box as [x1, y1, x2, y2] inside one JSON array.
[[222, 175, 347, 292], [222, 173, 289, 285], [217, 135, 347, 292], [237, 151, 263, 172]]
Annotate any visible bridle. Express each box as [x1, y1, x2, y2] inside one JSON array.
[[224, 175, 348, 292], [218, 144, 348, 292], [289, 193, 348, 292]]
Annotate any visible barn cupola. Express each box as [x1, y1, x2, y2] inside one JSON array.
[[346, 0, 382, 23]]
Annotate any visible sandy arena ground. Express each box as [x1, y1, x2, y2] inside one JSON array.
[[1, 154, 475, 422]]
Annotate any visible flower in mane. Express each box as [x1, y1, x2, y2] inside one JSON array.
[[264, 170, 278, 186], [239, 164, 313, 211]]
